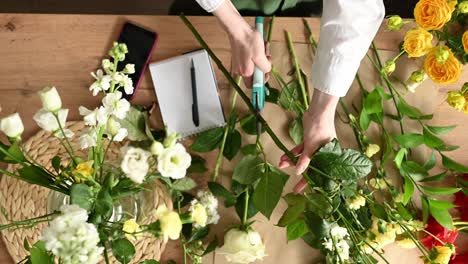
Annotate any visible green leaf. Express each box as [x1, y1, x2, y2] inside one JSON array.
[[278, 195, 306, 227], [30, 241, 53, 264], [427, 198, 457, 209], [287, 219, 309, 241], [437, 145, 460, 152], [288, 118, 303, 145], [392, 133, 424, 148], [363, 88, 383, 114], [421, 196, 429, 223], [112, 238, 136, 264], [172, 178, 197, 191], [359, 108, 371, 132], [95, 188, 113, 219], [223, 129, 242, 160], [51, 156, 61, 172], [305, 192, 332, 218], [190, 127, 224, 152], [402, 176, 414, 205], [394, 148, 407, 169], [441, 154, 468, 173], [240, 114, 265, 135], [203, 237, 219, 256], [423, 127, 445, 148], [426, 125, 456, 135], [241, 144, 259, 155], [423, 151, 437, 170], [208, 182, 237, 207], [188, 226, 210, 243], [17, 165, 55, 187], [188, 155, 207, 173], [421, 171, 447, 182], [70, 184, 94, 211], [310, 140, 373, 181], [304, 212, 333, 240], [232, 155, 265, 185], [278, 80, 306, 114], [252, 167, 289, 219], [117, 106, 150, 141], [422, 186, 461, 196], [400, 160, 428, 181], [375, 85, 392, 100], [235, 191, 258, 219], [7, 143, 26, 163], [397, 97, 430, 120], [139, 260, 160, 264], [265, 86, 280, 103], [396, 203, 413, 221], [24, 238, 30, 252], [428, 201, 454, 230]]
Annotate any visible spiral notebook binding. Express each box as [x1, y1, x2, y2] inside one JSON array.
[[179, 122, 227, 138]]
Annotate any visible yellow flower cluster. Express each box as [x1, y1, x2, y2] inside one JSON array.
[[446, 83, 468, 113], [414, 0, 457, 30], [72, 161, 94, 183], [424, 46, 461, 84]]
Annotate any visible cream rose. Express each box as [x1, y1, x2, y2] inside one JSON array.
[[39, 86, 62, 112], [157, 143, 191, 179], [155, 204, 182, 242], [218, 228, 266, 264], [0, 113, 24, 138], [190, 201, 208, 227], [121, 147, 151, 184]]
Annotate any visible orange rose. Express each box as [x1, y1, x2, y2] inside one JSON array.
[[424, 46, 462, 84], [414, 0, 457, 30], [403, 27, 433, 57], [463, 31, 468, 54]]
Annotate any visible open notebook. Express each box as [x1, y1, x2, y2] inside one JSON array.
[[149, 49, 226, 138]]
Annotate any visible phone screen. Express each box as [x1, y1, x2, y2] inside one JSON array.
[[117, 22, 158, 100]]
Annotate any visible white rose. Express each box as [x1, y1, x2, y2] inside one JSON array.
[[218, 228, 266, 264], [0, 113, 24, 138], [102, 91, 130, 119], [39, 86, 62, 112], [121, 146, 151, 184], [150, 141, 164, 156], [155, 204, 182, 242], [157, 143, 191, 179]]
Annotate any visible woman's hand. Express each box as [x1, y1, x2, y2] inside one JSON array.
[[278, 89, 339, 193], [213, 1, 271, 86]]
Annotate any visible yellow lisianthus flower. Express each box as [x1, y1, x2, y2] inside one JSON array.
[[403, 27, 433, 58], [424, 46, 461, 84], [432, 245, 454, 264], [122, 219, 142, 241], [447, 91, 466, 111], [72, 161, 94, 183], [414, 0, 457, 30], [155, 204, 182, 242]]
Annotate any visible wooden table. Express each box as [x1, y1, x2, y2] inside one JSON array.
[[0, 14, 467, 263]]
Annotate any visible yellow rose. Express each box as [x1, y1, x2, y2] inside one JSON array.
[[447, 91, 466, 111], [463, 31, 468, 54], [403, 27, 433, 57], [424, 46, 461, 84], [155, 204, 182, 242], [414, 0, 457, 30], [122, 219, 142, 241], [464, 98, 468, 114], [72, 161, 94, 183]]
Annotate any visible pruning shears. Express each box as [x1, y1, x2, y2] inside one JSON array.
[[252, 16, 269, 135]]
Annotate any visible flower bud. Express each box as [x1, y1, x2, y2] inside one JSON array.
[[387, 15, 405, 31], [384, 60, 396, 75], [163, 132, 180, 148], [406, 70, 428, 93], [218, 228, 266, 263], [101, 59, 113, 71], [106, 117, 121, 136], [446, 91, 466, 111], [150, 140, 164, 156], [459, 1, 468, 13], [124, 64, 135, 74], [0, 113, 24, 139], [39, 86, 62, 112], [435, 46, 450, 64]]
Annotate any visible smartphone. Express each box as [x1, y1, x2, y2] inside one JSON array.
[[116, 22, 158, 100]]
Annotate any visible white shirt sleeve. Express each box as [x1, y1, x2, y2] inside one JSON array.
[[311, 0, 385, 97], [196, 0, 225, 12]]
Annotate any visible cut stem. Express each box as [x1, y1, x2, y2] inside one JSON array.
[[285, 31, 309, 109]]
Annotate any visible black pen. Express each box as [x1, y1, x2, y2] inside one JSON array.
[[191, 59, 200, 127]]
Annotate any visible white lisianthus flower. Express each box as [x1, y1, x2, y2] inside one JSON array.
[[106, 117, 127, 142], [90, 69, 112, 96], [41, 204, 103, 264], [155, 204, 182, 242], [197, 190, 219, 225], [346, 195, 366, 210], [0, 113, 24, 138], [79, 106, 108, 127], [102, 91, 130, 119], [189, 200, 208, 227], [150, 141, 164, 156], [79, 128, 98, 149], [33, 109, 73, 138], [218, 228, 267, 264], [124, 64, 135, 74], [157, 143, 191, 179], [39, 86, 62, 112], [121, 75, 134, 95], [121, 146, 151, 184]]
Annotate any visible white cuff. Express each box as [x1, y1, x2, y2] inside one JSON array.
[[196, 0, 225, 13]]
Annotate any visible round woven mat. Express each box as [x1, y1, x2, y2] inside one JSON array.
[[0, 121, 172, 263]]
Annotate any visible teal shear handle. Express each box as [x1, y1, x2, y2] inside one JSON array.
[[252, 16, 266, 112]]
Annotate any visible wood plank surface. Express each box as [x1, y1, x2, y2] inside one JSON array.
[[0, 14, 466, 264]]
